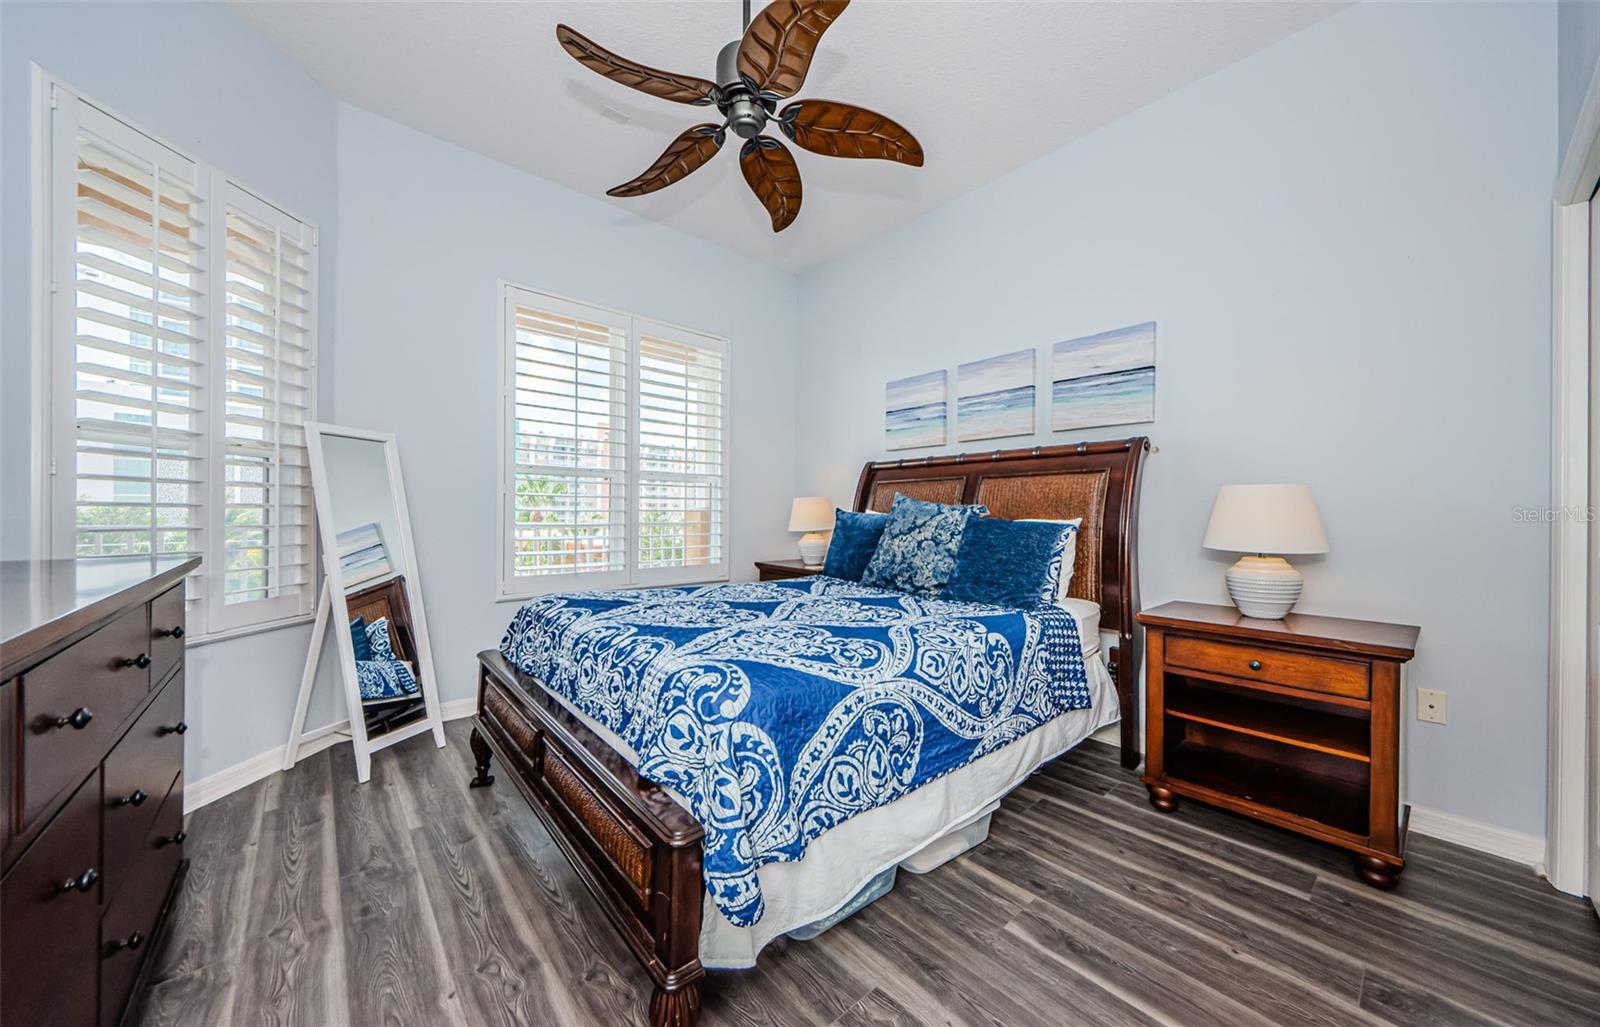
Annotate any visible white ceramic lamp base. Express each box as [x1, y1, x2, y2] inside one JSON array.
[[797, 532, 827, 568], [1224, 555, 1303, 619]]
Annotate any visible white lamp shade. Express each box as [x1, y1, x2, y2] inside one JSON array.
[[1202, 484, 1328, 555], [788, 496, 835, 533]]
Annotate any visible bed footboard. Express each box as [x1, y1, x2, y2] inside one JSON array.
[[472, 650, 705, 1027]]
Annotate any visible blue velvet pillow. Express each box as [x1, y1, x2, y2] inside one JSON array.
[[860, 494, 989, 597], [944, 518, 1078, 609], [349, 615, 373, 661], [821, 509, 890, 581]]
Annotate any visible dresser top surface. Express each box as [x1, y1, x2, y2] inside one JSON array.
[[1137, 600, 1419, 659], [1, 557, 199, 673]]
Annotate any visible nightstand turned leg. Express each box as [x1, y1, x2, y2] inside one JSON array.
[[1146, 784, 1179, 813], [1355, 855, 1403, 889]]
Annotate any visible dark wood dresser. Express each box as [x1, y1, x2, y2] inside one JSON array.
[[1137, 601, 1419, 888], [2, 557, 197, 1026]]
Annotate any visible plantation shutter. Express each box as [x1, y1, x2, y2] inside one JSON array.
[[49, 86, 320, 640], [505, 292, 630, 586], [634, 323, 726, 583], [210, 186, 316, 629], [65, 102, 208, 610]]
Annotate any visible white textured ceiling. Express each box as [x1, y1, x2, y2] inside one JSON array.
[[233, 0, 1345, 272]]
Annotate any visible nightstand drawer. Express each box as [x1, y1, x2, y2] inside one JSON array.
[[1165, 635, 1369, 700]]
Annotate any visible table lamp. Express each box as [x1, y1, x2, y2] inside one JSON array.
[[1202, 484, 1328, 619], [789, 497, 834, 568]]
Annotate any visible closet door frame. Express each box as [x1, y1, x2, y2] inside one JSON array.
[[1549, 58, 1600, 903]]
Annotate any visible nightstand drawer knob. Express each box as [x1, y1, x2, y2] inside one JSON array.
[[1248, 659, 1262, 671]]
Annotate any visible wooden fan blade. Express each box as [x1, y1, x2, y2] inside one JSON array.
[[737, 0, 850, 99], [556, 24, 717, 105], [607, 126, 725, 198], [739, 137, 803, 232], [778, 100, 924, 166]]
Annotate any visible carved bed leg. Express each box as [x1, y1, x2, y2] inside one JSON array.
[[1146, 783, 1178, 812], [468, 725, 495, 788], [649, 983, 701, 1027]]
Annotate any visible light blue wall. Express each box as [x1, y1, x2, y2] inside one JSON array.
[[797, 2, 1557, 837], [0, 0, 1563, 836], [1559, 0, 1600, 167], [331, 105, 801, 716], [0, 1, 345, 782]]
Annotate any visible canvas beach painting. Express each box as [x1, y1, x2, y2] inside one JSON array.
[[885, 370, 948, 450], [1052, 322, 1156, 431], [957, 348, 1035, 442]]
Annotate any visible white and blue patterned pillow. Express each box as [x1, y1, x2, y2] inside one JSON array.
[[356, 658, 418, 701], [366, 617, 397, 660], [860, 494, 989, 597]]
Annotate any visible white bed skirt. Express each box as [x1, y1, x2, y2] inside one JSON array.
[[536, 628, 1120, 970]]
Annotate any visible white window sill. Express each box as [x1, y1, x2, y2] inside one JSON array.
[[185, 612, 317, 648]]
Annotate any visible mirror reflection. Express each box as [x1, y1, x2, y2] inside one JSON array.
[[320, 435, 426, 738]]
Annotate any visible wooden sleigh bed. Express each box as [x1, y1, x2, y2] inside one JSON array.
[[469, 437, 1149, 1027]]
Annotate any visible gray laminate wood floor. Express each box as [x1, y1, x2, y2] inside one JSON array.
[[130, 719, 1600, 1027]]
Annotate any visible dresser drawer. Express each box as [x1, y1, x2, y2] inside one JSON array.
[[1, 775, 103, 1027], [99, 796, 183, 1027], [20, 603, 152, 828], [104, 670, 185, 902], [148, 582, 186, 689], [1165, 635, 1370, 700]]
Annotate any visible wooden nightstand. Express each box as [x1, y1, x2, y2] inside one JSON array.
[[754, 559, 819, 581], [1136, 601, 1419, 888]]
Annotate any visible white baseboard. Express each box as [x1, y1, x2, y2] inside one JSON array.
[[1082, 734, 1546, 871], [184, 697, 477, 814], [1406, 804, 1546, 869]]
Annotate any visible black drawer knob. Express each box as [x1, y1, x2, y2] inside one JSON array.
[[110, 931, 146, 953], [163, 830, 188, 846], [1248, 660, 1263, 671], [157, 624, 184, 639], [53, 707, 94, 731], [60, 867, 98, 894], [117, 789, 149, 808], [120, 652, 151, 670], [160, 721, 188, 736]]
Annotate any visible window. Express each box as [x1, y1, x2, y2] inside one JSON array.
[[213, 190, 316, 628], [498, 285, 728, 598], [43, 82, 318, 640]]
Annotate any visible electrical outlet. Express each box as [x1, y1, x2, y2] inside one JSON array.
[[1416, 687, 1447, 724]]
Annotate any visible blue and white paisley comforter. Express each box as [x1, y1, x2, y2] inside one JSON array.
[[499, 576, 1090, 928]]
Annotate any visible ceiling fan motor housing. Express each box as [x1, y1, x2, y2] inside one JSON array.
[[716, 40, 768, 139]]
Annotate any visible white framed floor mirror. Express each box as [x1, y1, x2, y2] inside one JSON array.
[[285, 422, 446, 782]]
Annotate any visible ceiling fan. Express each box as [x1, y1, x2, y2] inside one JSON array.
[[556, 0, 923, 233]]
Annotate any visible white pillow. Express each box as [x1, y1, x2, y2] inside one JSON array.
[[1020, 518, 1083, 603]]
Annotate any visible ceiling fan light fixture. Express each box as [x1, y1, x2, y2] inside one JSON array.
[[557, 0, 921, 232]]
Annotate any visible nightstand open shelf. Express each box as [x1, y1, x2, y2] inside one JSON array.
[[1165, 677, 1371, 762], [1164, 732, 1370, 838]]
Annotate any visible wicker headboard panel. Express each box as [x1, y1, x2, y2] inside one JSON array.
[[345, 576, 417, 665], [864, 476, 966, 510], [974, 470, 1109, 603], [853, 437, 1150, 767]]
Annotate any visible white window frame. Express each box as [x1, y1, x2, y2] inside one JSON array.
[[496, 282, 731, 602], [35, 72, 320, 644]]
